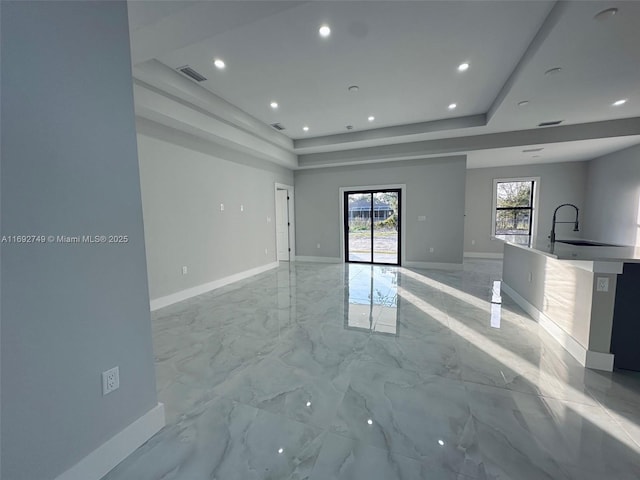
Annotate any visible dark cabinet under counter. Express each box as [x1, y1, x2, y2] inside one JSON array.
[[611, 262, 640, 371]]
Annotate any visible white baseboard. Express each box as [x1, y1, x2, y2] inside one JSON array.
[[502, 283, 614, 372], [502, 282, 588, 365], [586, 350, 615, 371], [56, 403, 165, 480], [150, 262, 279, 311], [294, 256, 342, 263], [403, 261, 463, 271], [464, 252, 504, 259]]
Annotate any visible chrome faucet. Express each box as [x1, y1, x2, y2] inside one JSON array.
[[549, 203, 579, 244]]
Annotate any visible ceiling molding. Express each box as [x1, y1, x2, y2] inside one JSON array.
[[135, 117, 293, 176], [293, 114, 486, 151], [133, 60, 293, 152], [295, 155, 468, 173], [298, 117, 640, 168], [133, 80, 297, 169]]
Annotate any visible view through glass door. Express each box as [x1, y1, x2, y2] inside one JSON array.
[[345, 190, 400, 265]]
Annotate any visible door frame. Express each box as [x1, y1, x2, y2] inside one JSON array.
[[275, 183, 295, 261], [339, 184, 406, 265]]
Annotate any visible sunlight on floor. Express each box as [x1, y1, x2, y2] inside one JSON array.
[[397, 281, 640, 453]]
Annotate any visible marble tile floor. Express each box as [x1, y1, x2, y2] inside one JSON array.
[[103, 259, 640, 480]]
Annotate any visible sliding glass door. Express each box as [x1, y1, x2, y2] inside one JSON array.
[[345, 190, 400, 265]]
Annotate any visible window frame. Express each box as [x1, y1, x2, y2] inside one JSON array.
[[491, 177, 540, 245]]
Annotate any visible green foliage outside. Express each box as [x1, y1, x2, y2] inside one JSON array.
[[496, 181, 533, 232], [496, 182, 531, 208]]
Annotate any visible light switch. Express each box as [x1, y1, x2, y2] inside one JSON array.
[[220, 203, 225, 211]]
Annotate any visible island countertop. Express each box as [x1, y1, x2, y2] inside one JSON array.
[[505, 239, 640, 273]]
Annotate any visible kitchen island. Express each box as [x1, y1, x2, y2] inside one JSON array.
[[502, 241, 640, 371]]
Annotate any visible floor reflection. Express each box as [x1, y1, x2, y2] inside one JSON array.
[[103, 259, 640, 480], [491, 280, 502, 329], [344, 264, 399, 336]]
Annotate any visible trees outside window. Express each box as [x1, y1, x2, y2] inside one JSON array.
[[493, 179, 536, 245]]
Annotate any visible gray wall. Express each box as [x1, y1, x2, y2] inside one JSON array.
[[583, 144, 640, 246], [136, 120, 294, 301], [464, 161, 588, 255], [1, 2, 157, 479], [294, 156, 467, 265]]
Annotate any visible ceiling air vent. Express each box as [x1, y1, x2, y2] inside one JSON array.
[[177, 66, 207, 82], [538, 120, 563, 127], [270, 123, 286, 131]]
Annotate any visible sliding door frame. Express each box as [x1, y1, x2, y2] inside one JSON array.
[[339, 184, 406, 266]]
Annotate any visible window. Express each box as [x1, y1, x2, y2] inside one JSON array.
[[492, 178, 538, 245]]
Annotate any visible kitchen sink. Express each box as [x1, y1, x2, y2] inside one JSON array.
[[557, 239, 621, 247]]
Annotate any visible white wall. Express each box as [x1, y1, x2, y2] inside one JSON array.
[[294, 156, 467, 266], [583, 144, 640, 247], [1, 2, 158, 479], [464, 161, 588, 255], [136, 120, 294, 302]]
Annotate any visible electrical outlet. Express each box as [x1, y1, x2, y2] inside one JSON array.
[[220, 203, 224, 211], [429, 247, 434, 253], [471, 240, 476, 246], [596, 277, 609, 292], [418, 216, 426, 222], [240, 204, 244, 212], [265, 248, 268, 255], [267, 216, 272, 223], [317, 243, 321, 249], [182, 266, 188, 275], [102, 366, 119, 395]]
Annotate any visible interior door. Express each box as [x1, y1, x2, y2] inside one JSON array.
[[345, 189, 400, 265], [275, 189, 290, 261]]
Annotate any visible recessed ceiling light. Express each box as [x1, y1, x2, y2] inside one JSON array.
[[213, 58, 226, 69], [613, 99, 627, 106], [277, 447, 284, 454], [270, 101, 278, 109], [448, 103, 457, 110], [594, 8, 618, 21], [302, 126, 309, 132], [458, 62, 470, 72], [319, 25, 331, 38], [544, 67, 562, 76], [518, 100, 530, 107], [348, 85, 359, 93], [368, 116, 375, 122]]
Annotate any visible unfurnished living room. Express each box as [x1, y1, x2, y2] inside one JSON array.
[[3, 1, 640, 479]]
